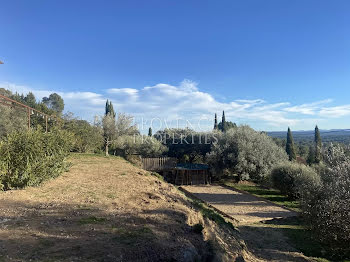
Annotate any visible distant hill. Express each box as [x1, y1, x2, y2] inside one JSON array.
[[267, 129, 350, 144]]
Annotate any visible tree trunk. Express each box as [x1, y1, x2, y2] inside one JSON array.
[[105, 141, 109, 156]]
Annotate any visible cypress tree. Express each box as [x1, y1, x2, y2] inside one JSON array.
[[105, 100, 116, 118], [307, 145, 316, 165], [109, 101, 116, 118], [214, 113, 218, 130], [105, 100, 110, 116], [286, 127, 297, 161], [148, 127, 152, 137], [221, 111, 226, 132], [315, 125, 322, 163]]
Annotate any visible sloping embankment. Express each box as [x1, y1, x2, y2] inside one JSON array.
[[0, 154, 257, 262]]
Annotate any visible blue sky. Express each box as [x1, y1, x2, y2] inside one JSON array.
[[1, 0, 350, 132]]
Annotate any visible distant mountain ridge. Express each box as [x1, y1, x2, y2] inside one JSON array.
[[267, 129, 350, 143]]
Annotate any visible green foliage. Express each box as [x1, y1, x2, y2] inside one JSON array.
[[216, 111, 237, 132], [0, 104, 27, 139], [154, 128, 215, 163], [99, 112, 139, 156], [148, 127, 152, 137], [286, 128, 297, 161], [270, 162, 321, 200], [314, 126, 322, 163], [0, 127, 73, 190], [42, 93, 65, 114], [105, 99, 116, 118], [214, 113, 218, 130], [0, 88, 59, 136], [217, 121, 236, 132], [112, 135, 167, 157], [192, 200, 235, 231], [63, 114, 103, 153], [24, 92, 37, 107], [300, 144, 350, 258], [208, 125, 288, 181]]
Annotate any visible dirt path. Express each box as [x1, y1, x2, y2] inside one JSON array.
[[182, 185, 297, 224], [182, 185, 313, 262]]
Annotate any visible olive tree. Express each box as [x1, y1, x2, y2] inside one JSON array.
[[113, 135, 167, 157], [300, 144, 350, 258], [207, 125, 288, 181], [98, 113, 139, 156], [0, 105, 27, 139]]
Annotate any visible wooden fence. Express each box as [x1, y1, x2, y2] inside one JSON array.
[[142, 157, 177, 171]]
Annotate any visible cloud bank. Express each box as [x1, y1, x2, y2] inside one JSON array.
[[1, 80, 350, 132]]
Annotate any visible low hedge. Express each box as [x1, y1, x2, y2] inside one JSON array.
[[0, 127, 73, 190]]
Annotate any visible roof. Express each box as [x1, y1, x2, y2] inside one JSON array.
[[175, 163, 209, 170]]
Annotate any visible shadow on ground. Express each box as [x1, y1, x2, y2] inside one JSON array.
[[0, 199, 212, 262], [238, 217, 327, 262]]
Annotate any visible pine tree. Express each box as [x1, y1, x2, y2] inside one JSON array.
[[286, 127, 297, 161], [24, 92, 36, 107], [315, 125, 322, 163], [148, 127, 152, 137], [214, 113, 218, 130], [221, 111, 226, 132]]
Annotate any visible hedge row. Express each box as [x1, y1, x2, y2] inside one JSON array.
[[0, 127, 73, 190]]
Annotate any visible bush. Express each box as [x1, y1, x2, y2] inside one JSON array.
[[270, 162, 321, 199], [300, 144, 350, 258], [63, 118, 103, 153], [112, 135, 167, 158], [207, 126, 288, 181], [0, 127, 73, 190]]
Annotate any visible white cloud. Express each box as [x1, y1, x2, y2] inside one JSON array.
[[319, 105, 350, 118], [284, 99, 333, 115], [2, 80, 350, 131]]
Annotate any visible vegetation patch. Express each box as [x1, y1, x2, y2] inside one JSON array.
[[192, 200, 236, 231]]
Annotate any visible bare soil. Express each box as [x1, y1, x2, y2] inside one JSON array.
[[0, 154, 254, 262], [182, 185, 314, 262], [182, 185, 297, 224]]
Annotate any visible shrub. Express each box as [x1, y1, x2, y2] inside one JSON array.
[[63, 117, 103, 153], [270, 162, 321, 199], [112, 135, 167, 158], [0, 127, 73, 190], [207, 126, 288, 181], [300, 144, 350, 258]]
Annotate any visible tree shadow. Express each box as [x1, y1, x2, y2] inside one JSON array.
[[0, 199, 213, 262], [238, 217, 327, 262]]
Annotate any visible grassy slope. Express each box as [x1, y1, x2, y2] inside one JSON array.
[[0, 154, 250, 262]]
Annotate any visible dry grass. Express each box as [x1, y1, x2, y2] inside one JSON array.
[[0, 154, 251, 262]]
